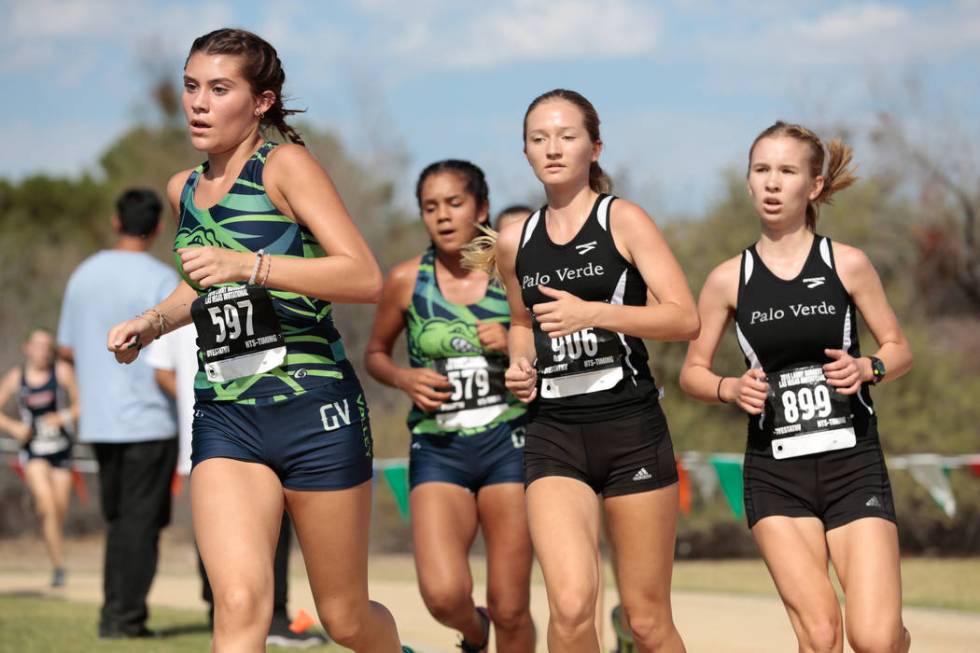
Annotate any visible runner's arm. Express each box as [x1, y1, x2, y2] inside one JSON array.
[[364, 259, 419, 389], [0, 368, 29, 441], [54, 360, 81, 427], [601, 200, 700, 341], [833, 243, 913, 383]]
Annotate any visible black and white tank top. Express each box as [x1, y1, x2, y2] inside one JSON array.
[[517, 194, 657, 422], [734, 235, 876, 455]]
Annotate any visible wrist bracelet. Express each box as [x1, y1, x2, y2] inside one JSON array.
[[248, 249, 265, 285], [141, 308, 166, 340], [260, 253, 272, 286], [717, 377, 729, 403]]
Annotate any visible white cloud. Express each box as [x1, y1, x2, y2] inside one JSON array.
[[362, 0, 662, 69], [693, 2, 980, 68]]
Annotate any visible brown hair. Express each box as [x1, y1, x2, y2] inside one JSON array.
[[523, 89, 612, 194], [748, 121, 857, 230], [187, 28, 305, 146]]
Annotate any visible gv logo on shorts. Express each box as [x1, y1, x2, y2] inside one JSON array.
[[320, 400, 352, 432]]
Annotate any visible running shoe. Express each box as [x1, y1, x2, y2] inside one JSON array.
[[50, 567, 66, 588], [266, 615, 329, 649], [611, 605, 635, 653], [458, 606, 490, 653]]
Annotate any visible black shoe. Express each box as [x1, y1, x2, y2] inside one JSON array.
[[266, 617, 329, 649], [99, 625, 159, 639], [458, 606, 490, 653]]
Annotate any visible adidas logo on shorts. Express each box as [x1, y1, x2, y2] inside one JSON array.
[[632, 467, 652, 481], [865, 495, 883, 508]]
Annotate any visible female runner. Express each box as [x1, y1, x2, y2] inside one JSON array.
[[481, 89, 698, 653], [680, 121, 912, 653], [365, 160, 535, 653], [107, 28, 406, 652], [0, 328, 79, 587]]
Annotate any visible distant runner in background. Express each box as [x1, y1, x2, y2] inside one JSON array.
[[0, 328, 79, 588]]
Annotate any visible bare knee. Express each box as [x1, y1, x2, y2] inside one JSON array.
[[847, 623, 909, 653], [318, 599, 368, 648], [421, 581, 473, 624], [622, 600, 676, 651], [800, 612, 842, 653], [487, 590, 531, 632], [33, 498, 56, 521], [213, 583, 269, 626], [549, 588, 595, 642]]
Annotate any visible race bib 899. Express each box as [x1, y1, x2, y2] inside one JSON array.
[[768, 364, 856, 459]]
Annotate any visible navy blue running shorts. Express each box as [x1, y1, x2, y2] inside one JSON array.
[[191, 385, 373, 491], [408, 420, 526, 492]]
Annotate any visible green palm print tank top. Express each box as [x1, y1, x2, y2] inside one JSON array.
[[404, 247, 526, 435], [174, 142, 357, 404]]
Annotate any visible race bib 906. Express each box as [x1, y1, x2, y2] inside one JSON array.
[[191, 285, 286, 383], [535, 325, 623, 398], [767, 364, 856, 459]]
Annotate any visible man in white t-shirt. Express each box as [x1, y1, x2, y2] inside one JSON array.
[[145, 326, 325, 648]]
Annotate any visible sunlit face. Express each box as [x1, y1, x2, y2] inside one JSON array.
[[23, 331, 55, 368], [747, 136, 824, 228], [524, 99, 601, 189], [419, 172, 487, 254], [182, 52, 273, 153]]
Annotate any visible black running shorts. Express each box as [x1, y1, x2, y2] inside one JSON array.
[[743, 434, 897, 530], [524, 402, 677, 497]]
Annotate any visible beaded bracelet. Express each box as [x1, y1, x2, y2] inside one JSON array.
[[248, 249, 266, 285], [259, 253, 272, 286]]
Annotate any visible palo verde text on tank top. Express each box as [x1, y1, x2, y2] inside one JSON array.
[[516, 194, 658, 422], [734, 235, 876, 458]]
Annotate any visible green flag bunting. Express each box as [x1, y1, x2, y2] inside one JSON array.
[[382, 464, 411, 521], [710, 456, 744, 518]]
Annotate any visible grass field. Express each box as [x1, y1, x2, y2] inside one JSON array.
[[0, 595, 343, 653]]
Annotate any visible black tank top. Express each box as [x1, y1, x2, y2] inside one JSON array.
[[517, 194, 656, 422], [734, 235, 876, 454], [18, 366, 72, 455]]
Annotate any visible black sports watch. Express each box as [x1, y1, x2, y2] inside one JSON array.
[[869, 356, 886, 384]]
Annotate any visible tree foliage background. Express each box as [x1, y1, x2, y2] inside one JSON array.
[[1, 85, 978, 554]]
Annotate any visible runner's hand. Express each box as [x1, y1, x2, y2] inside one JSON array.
[[505, 357, 537, 403], [396, 368, 452, 412], [9, 422, 31, 443], [823, 348, 862, 395], [533, 286, 595, 338], [107, 315, 157, 364], [476, 321, 508, 353], [729, 368, 768, 415], [178, 247, 252, 289]]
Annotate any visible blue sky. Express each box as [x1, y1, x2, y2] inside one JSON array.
[[2, 0, 979, 216]]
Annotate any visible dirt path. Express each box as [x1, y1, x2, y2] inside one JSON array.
[[2, 536, 978, 652]]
